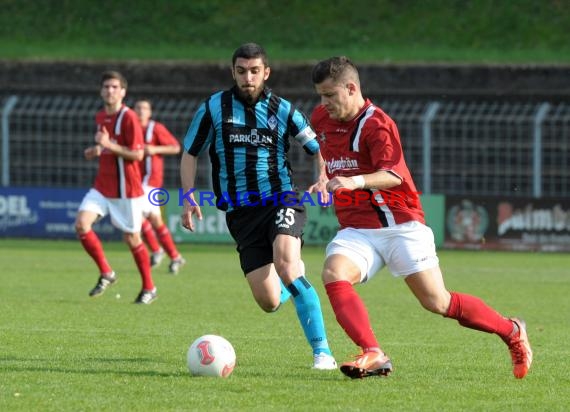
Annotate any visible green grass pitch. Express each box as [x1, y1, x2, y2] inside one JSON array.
[[1, 239, 568, 411]]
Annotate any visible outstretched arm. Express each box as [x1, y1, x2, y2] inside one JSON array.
[[144, 143, 181, 156]]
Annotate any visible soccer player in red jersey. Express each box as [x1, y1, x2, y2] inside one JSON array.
[[75, 71, 157, 304], [134, 99, 186, 274], [309, 57, 532, 379]]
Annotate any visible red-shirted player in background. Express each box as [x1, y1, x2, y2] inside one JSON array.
[[134, 99, 186, 274], [75, 71, 157, 304], [308, 57, 532, 379]]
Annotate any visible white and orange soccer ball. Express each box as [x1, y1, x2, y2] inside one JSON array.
[[187, 334, 236, 377]]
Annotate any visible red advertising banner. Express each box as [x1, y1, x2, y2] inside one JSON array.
[[445, 197, 570, 252]]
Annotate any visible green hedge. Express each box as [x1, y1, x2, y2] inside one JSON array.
[[1, 0, 569, 62]]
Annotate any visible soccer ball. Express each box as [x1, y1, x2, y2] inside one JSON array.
[[187, 334, 236, 377]]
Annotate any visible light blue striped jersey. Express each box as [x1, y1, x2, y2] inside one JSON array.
[[184, 87, 319, 211]]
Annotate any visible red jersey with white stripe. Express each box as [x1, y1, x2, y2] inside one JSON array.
[[141, 120, 180, 188], [93, 106, 144, 198], [311, 99, 425, 229]]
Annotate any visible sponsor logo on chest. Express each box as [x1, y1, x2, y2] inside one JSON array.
[[326, 157, 359, 174], [228, 128, 273, 146]]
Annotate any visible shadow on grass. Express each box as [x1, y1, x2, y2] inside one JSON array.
[[0, 356, 188, 378], [1, 355, 353, 380]]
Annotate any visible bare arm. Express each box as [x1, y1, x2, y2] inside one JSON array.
[[84, 145, 102, 160], [307, 151, 331, 204], [95, 126, 144, 161], [180, 152, 202, 231], [145, 144, 181, 156], [326, 170, 402, 192]]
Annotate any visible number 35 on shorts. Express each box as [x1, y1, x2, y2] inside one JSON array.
[[276, 208, 296, 226]]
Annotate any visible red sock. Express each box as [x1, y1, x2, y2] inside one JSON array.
[[445, 292, 514, 340], [325, 280, 380, 350], [141, 219, 161, 253], [79, 230, 112, 274], [156, 224, 180, 259], [131, 243, 154, 290]]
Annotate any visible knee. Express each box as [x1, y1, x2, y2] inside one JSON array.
[[272, 258, 286, 275], [273, 258, 299, 281], [321, 266, 336, 284], [75, 219, 89, 235], [123, 232, 141, 248], [322, 265, 354, 285], [148, 213, 162, 227]]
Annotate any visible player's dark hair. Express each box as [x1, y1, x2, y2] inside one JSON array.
[[135, 98, 153, 108], [100, 70, 128, 89], [232, 43, 269, 67], [311, 56, 358, 85]]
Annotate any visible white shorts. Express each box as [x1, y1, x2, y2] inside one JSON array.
[[78, 188, 144, 233], [142, 185, 162, 217], [325, 221, 439, 282]]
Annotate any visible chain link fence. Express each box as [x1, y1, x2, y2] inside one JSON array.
[[1, 94, 569, 198]]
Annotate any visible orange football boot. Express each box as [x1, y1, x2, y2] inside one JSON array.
[[340, 350, 393, 379], [507, 318, 533, 379]]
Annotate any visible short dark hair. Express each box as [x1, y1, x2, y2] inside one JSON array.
[[100, 70, 128, 89], [311, 56, 358, 85], [135, 98, 152, 108], [232, 43, 268, 67]]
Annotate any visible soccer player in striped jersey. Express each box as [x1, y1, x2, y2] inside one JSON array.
[[309, 56, 532, 379], [75, 71, 157, 304], [134, 99, 186, 274], [180, 43, 336, 370]]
